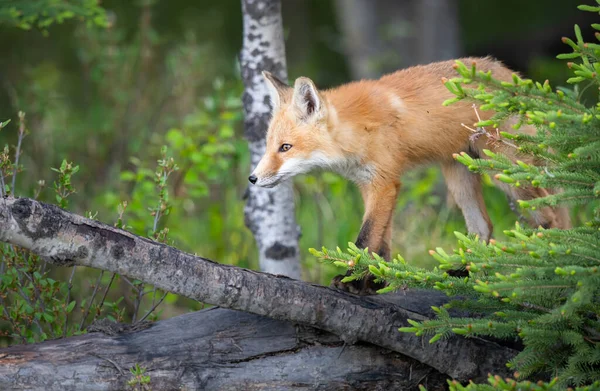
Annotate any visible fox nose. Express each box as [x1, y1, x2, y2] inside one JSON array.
[[248, 175, 257, 184]]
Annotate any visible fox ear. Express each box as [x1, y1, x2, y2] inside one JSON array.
[[292, 77, 321, 120], [262, 71, 290, 111]]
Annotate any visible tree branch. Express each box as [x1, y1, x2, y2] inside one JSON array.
[[0, 196, 516, 381]]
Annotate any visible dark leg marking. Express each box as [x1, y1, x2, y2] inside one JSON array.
[[377, 241, 390, 261], [330, 218, 387, 295], [360, 274, 387, 295], [353, 242, 390, 294], [331, 269, 363, 295], [354, 219, 372, 249], [467, 144, 480, 159]]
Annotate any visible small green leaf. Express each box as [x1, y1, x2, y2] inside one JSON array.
[[442, 97, 461, 106], [368, 265, 382, 277], [398, 327, 419, 333], [407, 319, 421, 327], [567, 76, 586, 84], [578, 5, 600, 12], [42, 313, 54, 322], [452, 328, 468, 335], [556, 52, 581, 59], [454, 231, 471, 243], [429, 333, 443, 344], [341, 275, 358, 283]]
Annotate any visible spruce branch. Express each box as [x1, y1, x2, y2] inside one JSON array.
[[461, 104, 519, 149]]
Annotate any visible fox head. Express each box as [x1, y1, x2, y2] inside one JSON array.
[[249, 71, 338, 188]]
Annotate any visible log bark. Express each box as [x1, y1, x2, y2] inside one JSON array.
[[240, 0, 301, 279], [0, 196, 517, 382], [0, 304, 452, 390]]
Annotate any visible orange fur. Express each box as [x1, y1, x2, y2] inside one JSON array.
[[251, 57, 571, 260]]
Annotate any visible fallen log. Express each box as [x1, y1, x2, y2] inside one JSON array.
[[0, 306, 453, 390], [0, 196, 517, 383]]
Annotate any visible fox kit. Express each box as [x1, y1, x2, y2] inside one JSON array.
[[249, 57, 570, 293]]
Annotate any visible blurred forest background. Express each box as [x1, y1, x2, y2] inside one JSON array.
[[0, 0, 592, 332]]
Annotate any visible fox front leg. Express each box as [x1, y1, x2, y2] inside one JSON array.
[[331, 181, 399, 295], [355, 181, 399, 257]]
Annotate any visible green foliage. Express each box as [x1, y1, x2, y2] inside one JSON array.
[[0, 0, 107, 32], [0, 28, 242, 342], [127, 363, 151, 391], [0, 157, 106, 343], [433, 376, 600, 391], [314, 4, 600, 387], [0, 246, 77, 343], [0, 119, 83, 342], [445, 59, 598, 215], [0, 112, 183, 343], [106, 79, 240, 240], [51, 159, 79, 209], [0, 146, 13, 196]]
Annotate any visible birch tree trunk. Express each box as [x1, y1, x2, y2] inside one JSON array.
[[240, 0, 301, 279]]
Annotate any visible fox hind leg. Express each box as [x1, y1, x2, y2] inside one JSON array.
[[442, 161, 493, 241], [473, 120, 571, 230], [492, 180, 571, 229]]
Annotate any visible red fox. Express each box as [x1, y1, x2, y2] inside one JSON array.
[[249, 57, 570, 292]]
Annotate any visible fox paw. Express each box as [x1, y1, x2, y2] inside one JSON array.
[[330, 272, 387, 296]]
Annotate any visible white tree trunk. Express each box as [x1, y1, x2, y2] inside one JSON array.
[[240, 0, 301, 279]]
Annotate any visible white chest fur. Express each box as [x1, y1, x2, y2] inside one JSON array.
[[312, 152, 376, 184]]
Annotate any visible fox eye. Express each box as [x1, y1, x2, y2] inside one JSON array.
[[279, 144, 292, 152]]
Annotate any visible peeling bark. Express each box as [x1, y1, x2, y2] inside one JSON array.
[[0, 197, 516, 381], [240, 0, 301, 279], [0, 307, 450, 390]]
